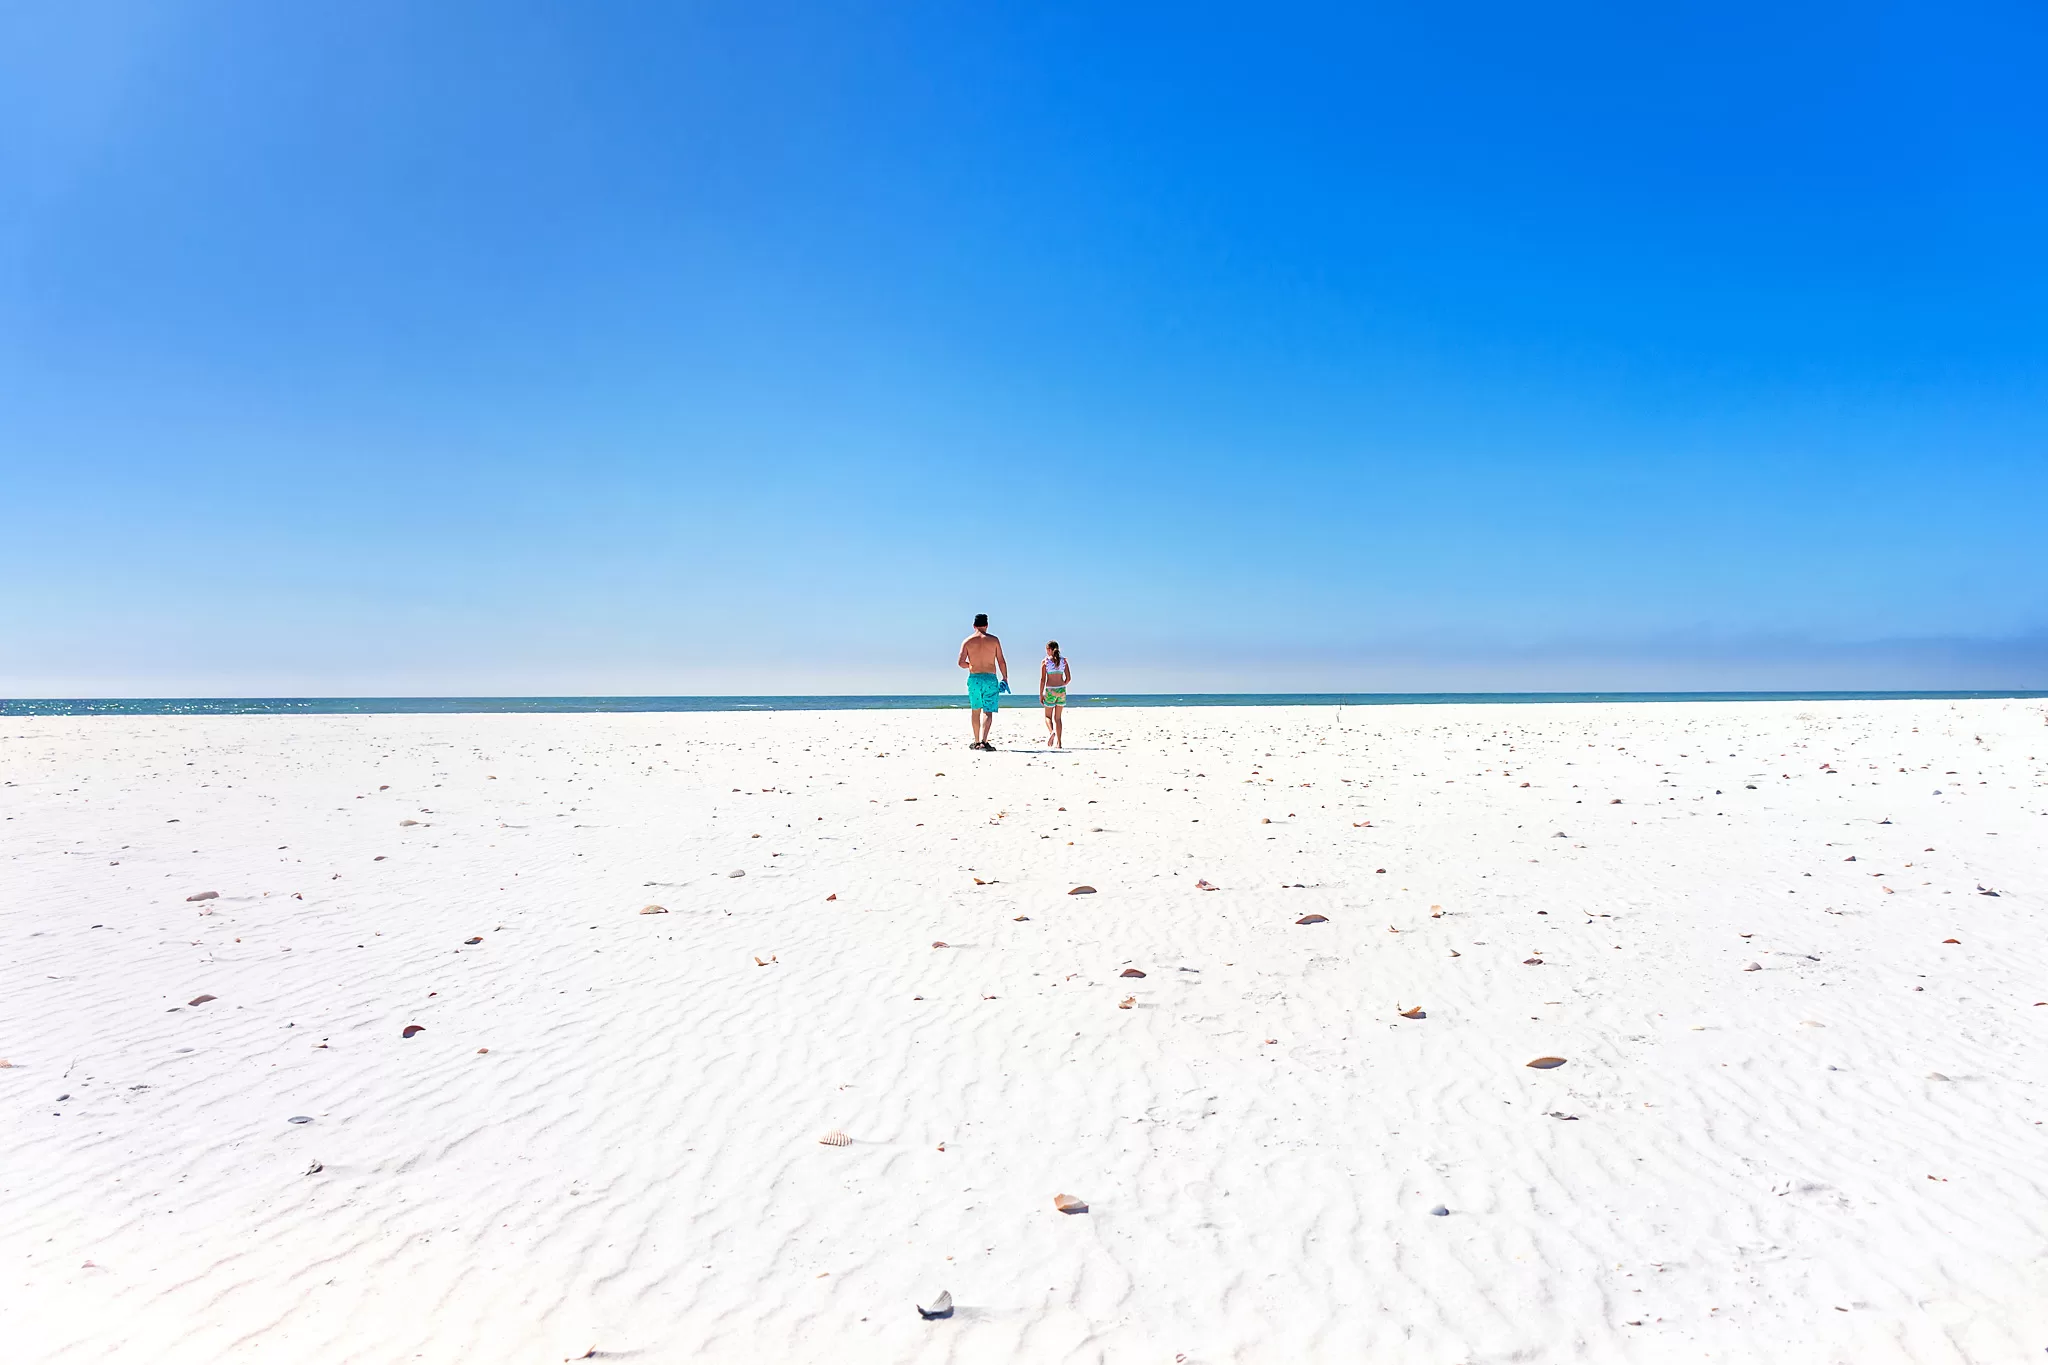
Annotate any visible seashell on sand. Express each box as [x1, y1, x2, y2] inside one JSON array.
[[818, 1130, 852, 1146]]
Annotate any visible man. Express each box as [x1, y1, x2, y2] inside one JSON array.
[[956, 613, 1009, 751]]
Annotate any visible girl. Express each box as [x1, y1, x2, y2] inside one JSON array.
[[1039, 641, 1071, 748]]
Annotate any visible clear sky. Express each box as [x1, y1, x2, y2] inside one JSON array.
[[3, 1, 2044, 696]]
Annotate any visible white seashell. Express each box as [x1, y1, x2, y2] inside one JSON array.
[[818, 1130, 852, 1146], [917, 1289, 954, 1320]]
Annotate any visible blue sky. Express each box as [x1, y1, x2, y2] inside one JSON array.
[[3, 1, 2044, 695]]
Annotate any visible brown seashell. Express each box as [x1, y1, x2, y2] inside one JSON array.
[[1375, 868, 1386, 874], [185, 891, 219, 902], [399, 819, 420, 826], [1399, 1006, 1424, 1019], [1069, 886, 1096, 895], [1195, 879, 1218, 890], [825, 893, 837, 901], [1526, 1056, 1567, 1069], [402, 1024, 425, 1038], [477, 1047, 489, 1054], [1118, 996, 1135, 1009], [1448, 949, 1460, 957], [973, 878, 986, 885], [1297, 914, 1328, 925], [465, 935, 484, 943], [818, 1130, 852, 1146], [188, 994, 216, 1006], [1942, 938, 1960, 944], [1523, 957, 1544, 965], [639, 905, 667, 915], [1120, 968, 1146, 978], [932, 941, 949, 949], [1260, 817, 1272, 824], [1053, 1193, 1088, 1213]]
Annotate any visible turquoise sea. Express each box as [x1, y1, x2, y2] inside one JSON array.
[[4, 691, 2042, 716]]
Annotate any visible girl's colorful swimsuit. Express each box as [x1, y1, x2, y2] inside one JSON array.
[[1042, 656, 1069, 705]]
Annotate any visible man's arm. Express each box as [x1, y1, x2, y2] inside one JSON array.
[[995, 638, 1008, 682], [958, 638, 972, 670]]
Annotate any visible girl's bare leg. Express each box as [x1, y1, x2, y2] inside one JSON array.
[[1042, 706, 1055, 744], [1053, 705, 1064, 748]]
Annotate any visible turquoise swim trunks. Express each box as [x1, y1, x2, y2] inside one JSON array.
[[967, 672, 1002, 713]]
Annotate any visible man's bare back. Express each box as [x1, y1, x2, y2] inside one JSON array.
[[959, 631, 1003, 673]]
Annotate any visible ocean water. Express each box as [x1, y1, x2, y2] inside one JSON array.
[[4, 691, 2042, 717]]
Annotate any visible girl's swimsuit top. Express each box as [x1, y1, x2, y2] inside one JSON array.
[[1044, 658, 1068, 680]]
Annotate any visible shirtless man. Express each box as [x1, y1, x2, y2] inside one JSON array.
[[956, 613, 1009, 751]]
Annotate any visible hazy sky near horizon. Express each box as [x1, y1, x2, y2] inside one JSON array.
[[3, 1, 2045, 695]]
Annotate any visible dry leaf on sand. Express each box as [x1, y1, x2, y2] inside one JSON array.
[[1053, 1193, 1088, 1213]]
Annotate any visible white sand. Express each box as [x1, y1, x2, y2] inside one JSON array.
[[4, 699, 2046, 1363]]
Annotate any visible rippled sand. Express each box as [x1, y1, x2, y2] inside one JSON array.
[[4, 699, 2045, 1363]]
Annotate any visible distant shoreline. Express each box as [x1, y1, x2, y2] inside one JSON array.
[[5, 690, 2043, 716]]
